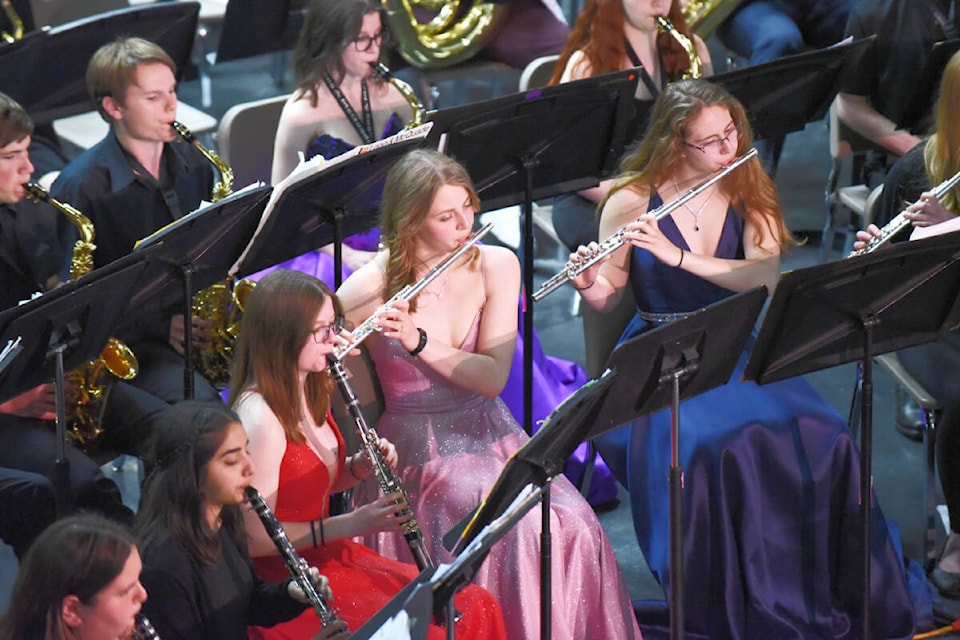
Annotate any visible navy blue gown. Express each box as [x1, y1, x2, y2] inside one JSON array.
[[598, 193, 918, 639]]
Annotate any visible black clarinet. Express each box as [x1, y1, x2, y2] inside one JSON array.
[[327, 355, 435, 572], [132, 615, 160, 639], [245, 486, 345, 628]]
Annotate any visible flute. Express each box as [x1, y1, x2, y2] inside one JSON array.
[[849, 167, 960, 256], [327, 355, 434, 571], [244, 486, 345, 629], [332, 222, 493, 360], [532, 148, 758, 301]]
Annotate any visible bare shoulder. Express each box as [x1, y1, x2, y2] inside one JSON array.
[[479, 244, 520, 280], [337, 252, 388, 315], [603, 184, 649, 224]]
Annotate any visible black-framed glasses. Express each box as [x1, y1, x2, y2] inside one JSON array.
[[683, 123, 743, 154], [353, 30, 388, 52], [312, 316, 344, 343]]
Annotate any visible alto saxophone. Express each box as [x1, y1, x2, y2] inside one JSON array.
[[849, 168, 960, 256], [1, 0, 24, 44], [656, 16, 702, 80], [332, 222, 493, 360], [24, 183, 139, 447], [171, 121, 250, 388], [371, 62, 425, 127], [533, 149, 757, 301], [245, 486, 346, 629], [326, 356, 434, 571]]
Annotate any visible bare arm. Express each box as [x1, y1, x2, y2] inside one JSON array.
[[835, 93, 922, 157], [271, 95, 318, 185]]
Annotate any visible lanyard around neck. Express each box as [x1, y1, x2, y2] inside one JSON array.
[[323, 72, 375, 145]]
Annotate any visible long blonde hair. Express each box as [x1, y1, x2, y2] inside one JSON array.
[[925, 50, 960, 213], [606, 79, 792, 250], [379, 149, 480, 313]]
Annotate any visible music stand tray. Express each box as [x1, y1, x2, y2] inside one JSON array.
[[743, 231, 960, 638], [0, 3, 200, 125], [709, 37, 873, 141], [425, 69, 638, 211], [234, 126, 431, 280], [0, 248, 156, 403]]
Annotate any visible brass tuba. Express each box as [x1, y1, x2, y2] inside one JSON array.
[[171, 121, 250, 389], [382, 0, 509, 70], [682, 0, 748, 39], [1, 0, 23, 44], [656, 15, 702, 80], [24, 183, 139, 447]]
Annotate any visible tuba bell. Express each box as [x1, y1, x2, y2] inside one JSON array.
[[24, 183, 139, 448], [382, 0, 509, 70]]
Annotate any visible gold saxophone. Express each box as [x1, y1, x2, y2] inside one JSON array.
[[656, 16, 702, 80], [24, 183, 139, 447], [171, 121, 250, 388], [371, 62, 425, 128], [382, 0, 508, 70], [1, 0, 23, 44]]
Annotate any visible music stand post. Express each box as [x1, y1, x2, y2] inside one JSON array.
[[427, 72, 637, 638], [132, 185, 273, 398], [743, 231, 960, 639], [0, 249, 156, 512]]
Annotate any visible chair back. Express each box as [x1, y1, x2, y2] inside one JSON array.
[[519, 54, 560, 92], [216, 93, 288, 187]]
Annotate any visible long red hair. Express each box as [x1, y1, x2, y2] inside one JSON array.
[[548, 0, 693, 85]]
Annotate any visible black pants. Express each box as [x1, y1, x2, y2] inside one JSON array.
[[897, 331, 960, 535], [0, 466, 56, 560]]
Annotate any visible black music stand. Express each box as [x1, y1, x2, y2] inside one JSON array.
[[708, 37, 873, 141], [130, 185, 273, 398], [0, 3, 199, 125], [455, 285, 767, 640], [234, 128, 430, 288], [216, 0, 305, 64], [743, 232, 960, 639], [0, 248, 155, 512], [897, 39, 960, 136]]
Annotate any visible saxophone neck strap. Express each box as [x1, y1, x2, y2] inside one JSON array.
[[624, 37, 662, 97], [323, 72, 375, 145]]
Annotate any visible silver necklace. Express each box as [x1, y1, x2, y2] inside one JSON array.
[[673, 177, 716, 232]]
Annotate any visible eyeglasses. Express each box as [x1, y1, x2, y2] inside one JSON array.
[[683, 123, 743, 154], [312, 316, 344, 343], [353, 31, 388, 52]]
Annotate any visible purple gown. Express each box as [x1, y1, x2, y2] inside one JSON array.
[[596, 194, 919, 638], [354, 300, 642, 639], [252, 115, 617, 506]]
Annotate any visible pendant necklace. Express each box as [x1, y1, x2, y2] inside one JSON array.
[[673, 176, 716, 232]]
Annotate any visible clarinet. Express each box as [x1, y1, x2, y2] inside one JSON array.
[[132, 615, 160, 639], [244, 486, 345, 629], [326, 355, 435, 572]]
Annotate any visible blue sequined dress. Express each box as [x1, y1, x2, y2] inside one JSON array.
[[596, 193, 918, 639]]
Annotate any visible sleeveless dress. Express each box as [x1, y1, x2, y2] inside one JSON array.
[[596, 194, 919, 639], [245, 402, 506, 639], [251, 113, 617, 507], [354, 268, 642, 639]]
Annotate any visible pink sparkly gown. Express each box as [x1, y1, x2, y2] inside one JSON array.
[[354, 303, 642, 639]]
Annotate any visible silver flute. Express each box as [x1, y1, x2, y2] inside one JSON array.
[[332, 222, 493, 360], [327, 355, 434, 571], [532, 148, 758, 301], [849, 167, 960, 256], [244, 486, 345, 629]]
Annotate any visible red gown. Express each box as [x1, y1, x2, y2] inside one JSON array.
[[248, 416, 506, 639]]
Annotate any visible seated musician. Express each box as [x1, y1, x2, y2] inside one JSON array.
[[854, 49, 960, 599], [0, 91, 132, 529], [52, 37, 222, 425]]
